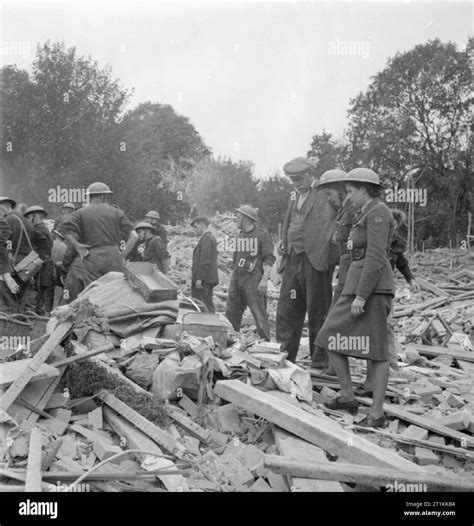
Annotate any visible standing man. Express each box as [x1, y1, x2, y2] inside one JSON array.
[[225, 205, 275, 341], [54, 203, 75, 230], [24, 206, 55, 315], [57, 182, 137, 301], [145, 210, 168, 244], [132, 222, 170, 274], [191, 216, 219, 313], [276, 159, 342, 364], [0, 196, 48, 311], [0, 207, 19, 313]]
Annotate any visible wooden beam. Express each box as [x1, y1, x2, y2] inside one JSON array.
[[357, 398, 474, 447], [0, 468, 50, 491], [414, 344, 474, 364], [215, 380, 422, 470], [25, 427, 43, 492], [166, 406, 210, 444], [417, 278, 451, 298], [51, 344, 114, 368], [0, 360, 60, 389], [273, 427, 344, 492], [103, 408, 188, 492], [264, 455, 473, 492], [99, 391, 186, 458], [0, 322, 72, 413]]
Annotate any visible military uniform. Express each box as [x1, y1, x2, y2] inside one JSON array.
[[225, 226, 275, 341], [389, 226, 414, 284], [316, 198, 395, 361], [32, 222, 55, 314], [58, 203, 133, 301], [140, 235, 170, 274], [0, 218, 15, 313]]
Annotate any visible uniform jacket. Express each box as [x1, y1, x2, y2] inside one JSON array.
[[142, 236, 170, 273], [281, 186, 341, 272], [58, 203, 134, 248], [0, 218, 12, 274], [342, 198, 395, 299], [5, 212, 48, 262], [34, 222, 53, 260], [192, 231, 219, 285], [232, 226, 275, 274], [334, 196, 358, 286]]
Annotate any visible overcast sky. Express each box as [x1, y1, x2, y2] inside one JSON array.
[[1, 1, 471, 178]]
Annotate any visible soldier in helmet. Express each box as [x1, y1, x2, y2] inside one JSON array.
[[132, 222, 170, 274], [54, 202, 75, 230], [276, 159, 342, 364], [145, 210, 167, 244], [225, 205, 275, 341], [315, 168, 396, 428], [57, 182, 137, 301], [0, 205, 19, 313], [24, 206, 55, 315]]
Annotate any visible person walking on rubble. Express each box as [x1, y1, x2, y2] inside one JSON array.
[[191, 216, 219, 313], [131, 222, 170, 274], [57, 182, 137, 302], [315, 168, 396, 429], [276, 158, 341, 364], [24, 206, 55, 315], [145, 210, 168, 244], [225, 205, 275, 341]]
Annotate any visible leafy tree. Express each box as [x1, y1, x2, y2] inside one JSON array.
[[257, 173, 293, 234], [307, 131, 349, 174]]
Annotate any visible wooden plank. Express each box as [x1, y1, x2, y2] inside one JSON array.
[[357, 398, 474, 447], [99, 391, 186, 458], [264, 455, 474, 492], [25, 427, 43, 492], [0, 360, 60, 389], [215, 380, 422, 470], [51, 343, 114, 368], [415, 344, 474, 364], [167, 406, 210, 444], [417, 278, 451, 298], [103, 408, 188, 492], [0, 322, 72, 413], [0, 468, 50, 491], [273, 427, 344, 492]]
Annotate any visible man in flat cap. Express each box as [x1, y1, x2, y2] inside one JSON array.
[[191, 216, 219, 313], [276, 158, 341, 364]]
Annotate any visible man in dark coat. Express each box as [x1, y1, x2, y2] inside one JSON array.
[[191, 216, 219, 313], [276, 158, 342, 364], [0, 209, 20, 313]]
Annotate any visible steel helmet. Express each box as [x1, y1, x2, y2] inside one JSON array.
[[145, 210, 160, 220], [0, 196, 17, 208], [62, 202, 75, 210], [316, 169, 347, 187], [345, 168, 382, 187], [86, 182, 113, 195], [24, 205, 47, 217], [235, 205, 258, 223], [135, 222, 155, 231]]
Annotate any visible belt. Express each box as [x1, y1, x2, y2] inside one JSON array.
[[350, 247, 366, 261], [236, 257, 257, 272]]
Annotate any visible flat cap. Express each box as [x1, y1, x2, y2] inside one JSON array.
[[283, 157, 314, 176]]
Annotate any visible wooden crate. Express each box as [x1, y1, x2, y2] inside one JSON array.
[[125, 262, 178, 303], [182, 312, 228, 349]]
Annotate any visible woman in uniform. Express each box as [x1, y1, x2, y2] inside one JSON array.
[[315, 168, 395, 428]]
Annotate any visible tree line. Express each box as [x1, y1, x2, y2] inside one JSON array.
[[1, 39, 472, 245]]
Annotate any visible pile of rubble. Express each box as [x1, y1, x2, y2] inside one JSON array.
[[0, 244, 473, 493]]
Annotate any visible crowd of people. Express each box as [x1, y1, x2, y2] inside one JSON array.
[[0, 156, 419, 429]]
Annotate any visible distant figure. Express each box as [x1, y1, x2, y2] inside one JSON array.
[[145, 210, 168, 244], [389, 209, 419, 289], [132, 222, 170, 274], [191, 216, 219, 313]]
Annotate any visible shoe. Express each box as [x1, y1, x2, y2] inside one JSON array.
[[353, 386, 373, 397], [324, 396, 359, 415], [358, 414, 387, 429]]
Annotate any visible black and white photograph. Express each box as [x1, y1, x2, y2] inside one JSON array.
[[0, 0, 473, 523]]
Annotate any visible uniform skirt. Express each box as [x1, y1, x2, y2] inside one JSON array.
[[315, 293, 392, 361]]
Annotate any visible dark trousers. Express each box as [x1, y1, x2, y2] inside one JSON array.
[[225, 270, 271, 341], [191, 282, 216, 313], [0, 280, 29, 314], [276, 252, 333, 362]]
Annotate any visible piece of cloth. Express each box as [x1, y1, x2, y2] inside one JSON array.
[[276, 252, 333, 362], [281, 186, 340, 272], [192, 230, 219, 285], [191, 282, 215, 313], [343, 199, 395, 299], [315, 293, 392, 361], [58, 203, 133, 248], [225, 270, 271, 341]]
